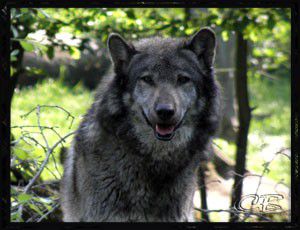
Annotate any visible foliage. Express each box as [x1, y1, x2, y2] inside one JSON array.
[[11, 8, 291, 89], [11, 8, 291, 83], [207, 8, 291, 78]]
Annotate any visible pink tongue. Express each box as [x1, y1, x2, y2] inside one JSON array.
[[155, 124, 175, 136]]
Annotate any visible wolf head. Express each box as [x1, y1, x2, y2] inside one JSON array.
[[106, 28, 218, 150]]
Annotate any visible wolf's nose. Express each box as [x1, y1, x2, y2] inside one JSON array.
[[155, 104, 175, 121]]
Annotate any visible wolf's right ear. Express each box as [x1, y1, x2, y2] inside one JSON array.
[[107, 33, 137, 73], [184, 27, 216, 69]]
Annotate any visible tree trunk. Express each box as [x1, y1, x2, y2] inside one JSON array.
[[0, 6, 11, 226], [184, 8, 191, 28], [10, 8, 26, 105], [230, 31, 251, 222], [198, 162, 209, 222], [215, 28, 237, 142], [10, 40, 25, 105]]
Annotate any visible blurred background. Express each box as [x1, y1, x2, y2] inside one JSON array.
[[10, 8, 291, 222]]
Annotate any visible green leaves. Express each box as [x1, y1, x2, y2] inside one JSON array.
[[18, 38, 47, 56], [10, 49, 19, 61], [20, 40, 35, 52], [221, 31, 229, 42], [10, 7, 291, 88], [18, 193, 33, 203], [125, 9, 136, 20], [207, 8, 290, 42], [14, 149, 28, 160], [28, 203, 44, 216], [46, 46, 54, 59], [70, 47, 81, 60], [207, 8, 290, 79]]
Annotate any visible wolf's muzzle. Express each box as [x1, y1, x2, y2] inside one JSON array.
[[141, 109, 184, 141]]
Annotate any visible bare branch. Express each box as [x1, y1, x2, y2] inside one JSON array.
[[20, 105, 74, 129], [17, 130, 75, 218], [23, 131, 75, 194], [37, 203, 60, 222]]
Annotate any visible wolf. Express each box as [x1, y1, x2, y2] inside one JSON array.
[[60, 27, 221, 222]]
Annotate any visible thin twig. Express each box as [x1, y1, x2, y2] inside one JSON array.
[[255, 148, 290, 195], [21, 105, 74, 129], [23, 131, 75, 194], [12, 125, 65, 146], [36, 105, 50, 151], [17, 131, 75, 218], [36, 203, 60, 222]]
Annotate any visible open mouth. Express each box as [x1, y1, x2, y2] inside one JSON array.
[[155, 124, 175, 141], [141, 110, 182, 141]]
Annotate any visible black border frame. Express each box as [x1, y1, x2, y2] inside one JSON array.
[[0, 1, 299, 229]]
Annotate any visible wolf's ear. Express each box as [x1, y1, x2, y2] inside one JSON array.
[[107, 33, 137, 73], [184, 27, 216, 68]]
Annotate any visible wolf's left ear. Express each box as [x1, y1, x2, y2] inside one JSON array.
[[184, 27, 216, 68], [107, 33, 137, 73]]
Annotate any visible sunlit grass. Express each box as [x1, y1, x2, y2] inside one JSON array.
[[11, 79, 93, 181], [248, 76, 290, 186], [215, 76, 291, 187]]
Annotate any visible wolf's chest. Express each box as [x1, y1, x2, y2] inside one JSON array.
[[96, 166, 196, 221]]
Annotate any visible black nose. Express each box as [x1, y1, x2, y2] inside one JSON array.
[[155, 104, 175, 121]]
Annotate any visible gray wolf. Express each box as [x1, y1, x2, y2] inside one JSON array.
[[60, 27, 220, 222]]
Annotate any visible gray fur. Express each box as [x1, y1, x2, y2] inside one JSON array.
[[61, 28, 221, 222]]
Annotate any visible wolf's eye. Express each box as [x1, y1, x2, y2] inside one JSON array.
[[140, 75, 154, 85], [177, 75, 190, 85]]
